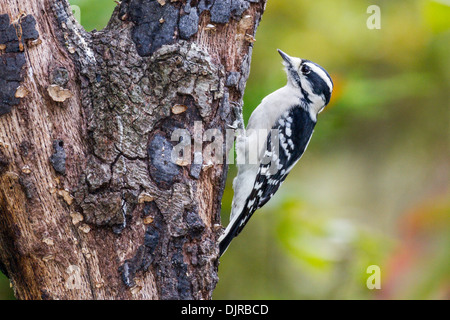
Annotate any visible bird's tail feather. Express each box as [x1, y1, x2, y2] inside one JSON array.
[[218, 221, 240, 257], [218, 208, 253, 257]]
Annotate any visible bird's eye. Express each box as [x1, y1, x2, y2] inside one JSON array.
[[300, 64, 311, 75]]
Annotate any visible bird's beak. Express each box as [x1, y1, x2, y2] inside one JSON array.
[[277, 49, 292, 64]]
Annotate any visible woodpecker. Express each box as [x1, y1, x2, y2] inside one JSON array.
[[219, 49, 333, 256]]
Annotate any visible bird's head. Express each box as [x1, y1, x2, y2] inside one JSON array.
[[278, 49, 333, 116]]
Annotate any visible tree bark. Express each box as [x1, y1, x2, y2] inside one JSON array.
[[0, 0, 266, 299]]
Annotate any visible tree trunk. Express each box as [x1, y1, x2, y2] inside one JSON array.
[[0, 0, 266, 299]]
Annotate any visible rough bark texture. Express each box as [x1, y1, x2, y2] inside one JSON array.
[[0, 0, 266, 299]]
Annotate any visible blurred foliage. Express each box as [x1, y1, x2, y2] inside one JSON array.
[[215, 0, 449, 300], [0, 273, 13, 300], [69, 0, 116, 31], [1, 0, 449, 300]]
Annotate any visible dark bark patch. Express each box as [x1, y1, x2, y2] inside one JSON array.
[[155, 237, 192, 300], [189, 162, 202, 179], [49, 140, 66, 175], [0, 149, 9, 175], [125, 0, 180, 57], [19, 15, 39, 42], [144, 223, 160, 255], [184, 209, 205, 238], [19, 140, 32, 158], [147, 133, 181, 189], [18, 174, 35, 199], [119, 205, 162, 288], [0, 52, 26, 81], [210, 0, 232, 24], [231, 0, 251, 19], [197, 0, 214, 12], [0, 53, 26, 116], [120, 0, 254, 56], [119, 244, 155, 288], [171, 248, 192, 299], [179, 7, 199, 40], [0, 14, 39, 116], [210, 0, 251, 23]]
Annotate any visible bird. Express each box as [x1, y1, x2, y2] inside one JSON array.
[[218, 49, 333, 256]]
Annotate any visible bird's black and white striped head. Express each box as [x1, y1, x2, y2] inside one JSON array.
[[278, 49, 333, 118]]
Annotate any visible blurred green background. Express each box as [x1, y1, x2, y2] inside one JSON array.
[[1, 0, 449, 300]]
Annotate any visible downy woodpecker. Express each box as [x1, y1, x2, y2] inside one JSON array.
[[219, 49, 333, 256]]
